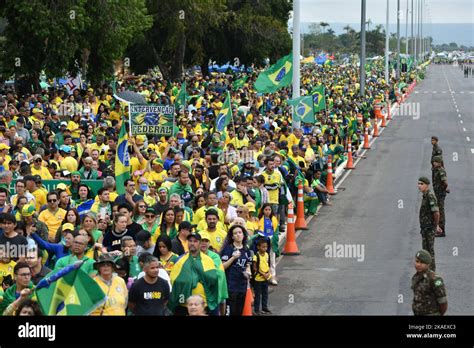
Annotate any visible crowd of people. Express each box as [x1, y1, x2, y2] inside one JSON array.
[[0, 56, 420, 316]]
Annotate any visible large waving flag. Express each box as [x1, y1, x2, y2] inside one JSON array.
[[255, 53, 293, 93], [115, 121, 130, 195], [287, 96, 315, 123], [312, 85, 326, 113], [168, 252, 218, 312], [35, 261, 105, 315], [174, 82, 187, 113], [215, 91, 233, 132], [76, 199, 95, 218]]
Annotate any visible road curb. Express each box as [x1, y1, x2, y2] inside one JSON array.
[[278, 95, 403, 251]]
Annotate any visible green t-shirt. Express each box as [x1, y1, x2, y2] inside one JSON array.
[[53, 255, 96, 276]]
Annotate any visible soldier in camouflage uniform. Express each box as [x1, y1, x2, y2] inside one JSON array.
[[417, 177, 441, 271], [431, 136, 443, 164], [431, 156, 449, 237], [412, 250, 448, 316]]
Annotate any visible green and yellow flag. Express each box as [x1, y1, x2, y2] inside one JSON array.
[[311, 85, 326, 113], [215, 91, 233, 132], [168, 252, 218, 311], [255, 53, 293, 93], [232, 76, 248, 90], [174, 82, 187, 113], [287, 96, 315, 123], [35, 262, 105, 315], [115, 120, 130, 195]]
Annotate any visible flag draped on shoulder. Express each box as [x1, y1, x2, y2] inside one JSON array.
[[215, 91, 233, 132], [115, 121, 130, 195], [311, 85, 326, 113], [287, 96, 315, 123], [168, 252, 218, 311], [35, 261, 106, 315], [255, 53, 293, 93]]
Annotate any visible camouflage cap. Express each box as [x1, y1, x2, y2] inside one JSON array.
[[432, 155, 443, 163], [418, 176, 430, 185], [416, 250, 432, 264]]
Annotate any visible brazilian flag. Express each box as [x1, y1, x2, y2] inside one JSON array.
[[311, 85, 326, 113], [35, 261, 105, 315], [174, 82, 187, 113], [115, 120, 130, 195], [255, 53, 293, 93], [287, 96, 315, 123], [232, 76, 248, 90], [168, 252, 218, 312], [215, 91, 233, 132]]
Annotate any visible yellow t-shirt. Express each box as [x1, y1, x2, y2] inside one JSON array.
[[31, 165, 53, 180], [253, 252, 271, 282], [60, 156, 78, 172], [144, 170, 167, 184], [93, 191, 118, 203], [108, 110, 122, 122], [261, 170, 282, 204], [38, 208, 67, 241], [130, 157, 147, 175], [91, 275, 128, 316], [192, 206, 225, 226], [31, 189, 47, 211], [0, 260, 16, 285], [199, 228, 227, 252], [67, 120, 81, 139]]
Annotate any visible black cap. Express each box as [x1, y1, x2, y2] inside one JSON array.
[[186, 233, 201, 241], [179, 221, 193, 231], [34, 175, 42, 183]]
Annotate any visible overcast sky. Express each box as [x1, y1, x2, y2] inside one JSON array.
[[300, 0, 474, 24]]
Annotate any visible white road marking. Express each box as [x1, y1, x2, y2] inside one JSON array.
[[460, 91, 465, 94], [467, 137, 471, 142], [463, 128, 467, 132], [460, 120, 464, 124], [471, 149, 474, 154], [458, 114, 462, 117], [415, 91, 419, 94], [470, 91, 474, 94], [442, 91, 447, 94]]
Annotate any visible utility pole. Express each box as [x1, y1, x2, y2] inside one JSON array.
[[292, 0, 301, 129], [385, 0, 390, 84], [411, 0, 414, 58], [360, 0, 366, 97], [405, 0, 409, 54], [397, 0, 401, 79]]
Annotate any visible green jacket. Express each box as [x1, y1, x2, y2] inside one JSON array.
[[53, 255, 96, 276], [0, 282, 35, 316], [78, 167, 100, 180]]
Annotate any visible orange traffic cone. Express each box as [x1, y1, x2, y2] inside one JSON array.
[[372, 118, 379, 137], [380, 111, 387, 127], [345, 142, 355, 169], [362, 127, 371, 149], [326, 155, 336, 195], [283, 202, 300, 255], [295, 180, 308, 230], [242, 283, 253, 316]]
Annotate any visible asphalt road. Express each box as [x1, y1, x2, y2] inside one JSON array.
[[271, 64, 474, 315]]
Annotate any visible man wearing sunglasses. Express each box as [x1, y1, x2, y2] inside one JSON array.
[[30, 154, 52, 180], [38, 191, 67, 242]]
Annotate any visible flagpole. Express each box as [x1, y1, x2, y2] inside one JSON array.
[[292, 0, 301, 130], [385, 0, 390, 84], [128, 103, 133, 138]]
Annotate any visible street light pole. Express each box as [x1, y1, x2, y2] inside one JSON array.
[[360, 0, 366, 97], [292, 0, 301, 129], [397, 0, 401, 79], [385, 0, 390, 84]]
